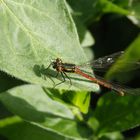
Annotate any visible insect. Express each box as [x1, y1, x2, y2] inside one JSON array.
[[47, 51, 139, 96]]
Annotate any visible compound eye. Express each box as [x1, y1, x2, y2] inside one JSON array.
[[56, 58, 62, 63], [53, 65, 56, 69], [52, 63, 56, 68], [50, 62, 55, 68]]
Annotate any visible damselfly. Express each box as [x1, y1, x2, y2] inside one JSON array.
[[48, 51, 140, 96]]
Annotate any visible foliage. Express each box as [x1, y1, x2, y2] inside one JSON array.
[[0, 0, 140, 140]]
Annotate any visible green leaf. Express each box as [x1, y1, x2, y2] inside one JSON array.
[[0, 116, 22, 128], [66, 4, 95, 47], [0, 71, 24, 93], [0, 116, 74, 140], [67, 0, 129, 24], [127, 0, 140, 26], [88, 90, 140, 136], [62, 91, 91, 114], [72, 17, 95, 47], [0, 0, 99, 92], [98, 131, 124, 140], [107, 0, 130, 8], [0, 85, 93, 139], [83, 47, 94, 61], [80, 30, 95, 48], [106, 34, 140, 81], [42, 88, 90, 114]]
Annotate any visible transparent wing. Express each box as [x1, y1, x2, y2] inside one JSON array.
[[79, 51, 124, 69], [79, 51, 140, 72], [91, 51, 124, 69]]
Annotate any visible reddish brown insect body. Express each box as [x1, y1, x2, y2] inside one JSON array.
[[51, 57, 125, 96]]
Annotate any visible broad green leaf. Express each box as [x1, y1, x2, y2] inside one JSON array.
[[0, 85, 93, 139], [88, 89, 140, 136], [0, 0, 99, 92], [0, 116, 74, 140], [0, 85, 75, 119]]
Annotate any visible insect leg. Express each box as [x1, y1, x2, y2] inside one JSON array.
[[63, 72, 72, 85], [53, 72, 66, 87]]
